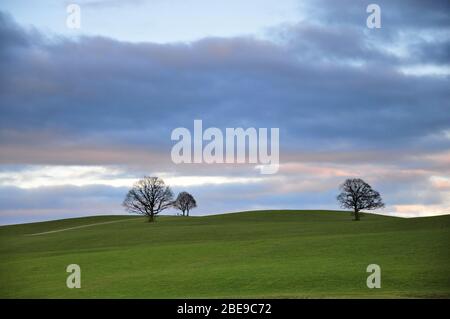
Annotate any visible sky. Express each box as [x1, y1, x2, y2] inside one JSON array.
[[0, 0, 449, 224]]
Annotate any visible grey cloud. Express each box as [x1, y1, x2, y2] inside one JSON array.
[[0, 9, 448, 156], [302, 0, 450, 30]]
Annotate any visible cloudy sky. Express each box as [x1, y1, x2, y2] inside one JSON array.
[[0, 0, 449, 224]]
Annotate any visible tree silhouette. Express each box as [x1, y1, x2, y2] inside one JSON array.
[[337, 178, 384, 221], [123, 176, 173, 222], [174, 191, 197, 216]]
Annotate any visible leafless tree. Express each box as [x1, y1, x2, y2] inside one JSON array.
[[123, 176, 174, 222], [174, 191, 197, 216], [337, 178, 384, 221]]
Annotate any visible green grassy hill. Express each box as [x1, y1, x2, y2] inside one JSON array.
[[0, 210, 449, 298]]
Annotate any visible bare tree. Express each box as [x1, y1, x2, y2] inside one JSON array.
[[123, 176, 174, 222], [337, 178, 384, 221], [174, 191, 197, 216]]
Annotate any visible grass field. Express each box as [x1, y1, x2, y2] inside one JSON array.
[[0, 210, 449, 298]]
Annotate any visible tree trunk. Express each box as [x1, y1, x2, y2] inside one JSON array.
[[148, 213, 155, 222], [353, 209, 360, 221]]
